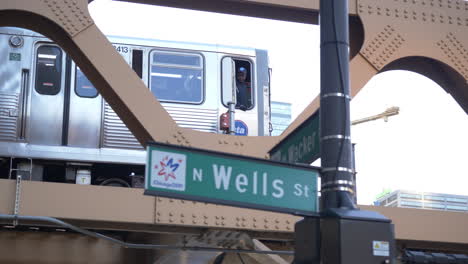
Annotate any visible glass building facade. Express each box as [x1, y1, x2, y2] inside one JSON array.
[[270, 101, 292, 136], [374, 190, 468, 212]]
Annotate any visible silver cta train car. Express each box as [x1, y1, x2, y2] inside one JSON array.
[[0, 27, 271, 187]]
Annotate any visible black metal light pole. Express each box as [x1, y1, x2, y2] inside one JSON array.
[[294, 1, 396, 263], [319, 0, 356, 210]]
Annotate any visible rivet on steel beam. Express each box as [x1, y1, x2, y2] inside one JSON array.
[[156, 212, 161, 216], [204, 221, 208, 225], [192, 214, 197, 218], [181, 214, 184, 217], [169, 213, 173, 217]]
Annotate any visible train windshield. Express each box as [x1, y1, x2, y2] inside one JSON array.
[[150, 51, 203, 104]]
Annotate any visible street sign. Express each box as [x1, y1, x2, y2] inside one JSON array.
[[269, 112, 320, 164], [145, 142, 319, 215]]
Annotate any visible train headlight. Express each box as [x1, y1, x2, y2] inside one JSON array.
[[9, 35, 24, 48]]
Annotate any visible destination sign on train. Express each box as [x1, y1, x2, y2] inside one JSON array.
[[144, 142, 319, 215]]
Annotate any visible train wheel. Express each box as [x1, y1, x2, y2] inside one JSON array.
[[99, 178, 131, 188]]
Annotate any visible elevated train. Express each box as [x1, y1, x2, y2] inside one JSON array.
[[0, 27, 271, 187]]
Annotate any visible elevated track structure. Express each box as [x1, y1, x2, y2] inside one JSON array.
[[0, 0, 467, 263]]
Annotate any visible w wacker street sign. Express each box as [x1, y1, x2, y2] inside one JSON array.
[[145, 142, 320, 215], [269, 112, 320, 164]]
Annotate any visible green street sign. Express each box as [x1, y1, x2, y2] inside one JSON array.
[[145, 142, 319, 216], [270, 112, 320, 164]]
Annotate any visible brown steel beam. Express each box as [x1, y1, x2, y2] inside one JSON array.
[[2, 179, 468, 252], [115, 0, 322, 24], [363, 204, 468, 245]]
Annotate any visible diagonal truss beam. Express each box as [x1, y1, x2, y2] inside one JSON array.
[[0, 0, 466, 160]]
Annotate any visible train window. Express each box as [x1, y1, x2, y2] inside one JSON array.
[[222, 59, 253, 111], [35, 45, 62, 95], [149, 51, 203, 104], [75, 67, 98, 98]]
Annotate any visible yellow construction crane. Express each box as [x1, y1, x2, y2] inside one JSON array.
[[352, 106, 400, 126]]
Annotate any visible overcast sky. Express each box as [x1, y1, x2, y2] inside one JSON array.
[[89, 0, 468, 205]]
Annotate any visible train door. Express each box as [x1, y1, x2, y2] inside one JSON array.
[[220, 56, 258, 136], [28, 44, 66, 145], [29, 43, 103, 148], [67, 65, 101, 148]]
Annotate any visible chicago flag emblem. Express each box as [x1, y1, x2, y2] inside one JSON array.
[[150, 150, 186, 191]]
